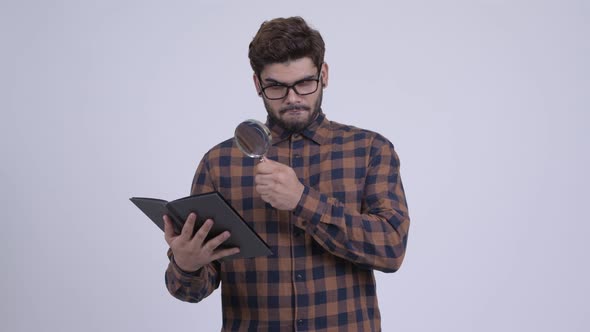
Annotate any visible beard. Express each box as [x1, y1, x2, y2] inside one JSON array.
[[264, 88, 323, 133]]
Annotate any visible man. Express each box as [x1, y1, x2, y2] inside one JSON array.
[[163, 16, 410, 331]]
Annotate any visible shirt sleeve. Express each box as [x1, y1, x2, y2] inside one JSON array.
[[165, 249, 221, 302], [292, 135, 410, 273], [164, 154, 222, 302]]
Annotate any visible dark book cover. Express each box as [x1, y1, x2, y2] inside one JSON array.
[[130, 192, 272, 259]]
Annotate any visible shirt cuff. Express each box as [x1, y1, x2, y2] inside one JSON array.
[[168, 252, 207, 281], [292, 185, 330, 227]]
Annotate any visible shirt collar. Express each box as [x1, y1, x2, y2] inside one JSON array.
[[266, 110, 330, 146]]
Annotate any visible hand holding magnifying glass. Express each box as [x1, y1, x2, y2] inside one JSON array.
[[234, 119, 271, 161], [234, 119, 304, 210]]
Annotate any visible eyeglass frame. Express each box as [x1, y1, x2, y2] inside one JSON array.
[[257, 70, 323, 100]]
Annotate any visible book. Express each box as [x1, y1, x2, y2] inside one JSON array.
[[130, 191, 272, 259]]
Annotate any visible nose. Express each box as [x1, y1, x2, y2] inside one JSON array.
[[285, 86, 302, 104]]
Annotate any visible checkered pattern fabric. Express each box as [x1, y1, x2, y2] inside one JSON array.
[[165, 112, 410, 331]]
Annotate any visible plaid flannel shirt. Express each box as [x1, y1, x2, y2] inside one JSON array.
[[165, 112, 410, 331]]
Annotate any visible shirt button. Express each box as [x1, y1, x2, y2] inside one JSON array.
[[294, 154, 301, 158], [296, 274, 303, 280], [293, 134, 300, 139], [297, 319, 304, 326]]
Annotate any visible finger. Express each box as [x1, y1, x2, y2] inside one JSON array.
[[254, 174, 264, 185], [256, 160, 276, 174], [180, 213, 197, 240], [163, 215, 176, 245], [260, 193, 272, 204], [255, 173, 275, 186], [255, 183, 273, 197], [255, 184, 264, 195], [203, 231, 232, 253], [192, 218, 214, 244], [210, 247, 241, 261]]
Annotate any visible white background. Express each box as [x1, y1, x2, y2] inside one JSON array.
[[1, 0, 588, 331]]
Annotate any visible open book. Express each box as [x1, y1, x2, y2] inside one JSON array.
[[130, 191, 272, 259]]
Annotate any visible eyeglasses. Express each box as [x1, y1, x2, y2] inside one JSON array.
[[259, 72, 322, 100]]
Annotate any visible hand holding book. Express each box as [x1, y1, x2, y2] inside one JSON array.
[[163, 213, 240, 273], [130, 192, 272, 260]]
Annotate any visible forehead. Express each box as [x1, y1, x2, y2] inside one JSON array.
[[260, 57, 317, 81]]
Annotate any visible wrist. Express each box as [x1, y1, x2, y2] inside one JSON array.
[[172, 256, 203, 275], [288, 183, 305, 210]]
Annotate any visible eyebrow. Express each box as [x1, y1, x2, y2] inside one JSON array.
[[262, 73, 318, 85]]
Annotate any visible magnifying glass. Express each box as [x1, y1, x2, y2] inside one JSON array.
[[234, 119, 271, 161]]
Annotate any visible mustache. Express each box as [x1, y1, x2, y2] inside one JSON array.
[[279, 104, 310, 114]]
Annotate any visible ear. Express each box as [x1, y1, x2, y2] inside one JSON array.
[[321, 62, 329, 89], [253, 74, 262, 97]]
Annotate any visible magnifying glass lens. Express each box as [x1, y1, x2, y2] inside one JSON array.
[[234, 119, 271, 159]]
